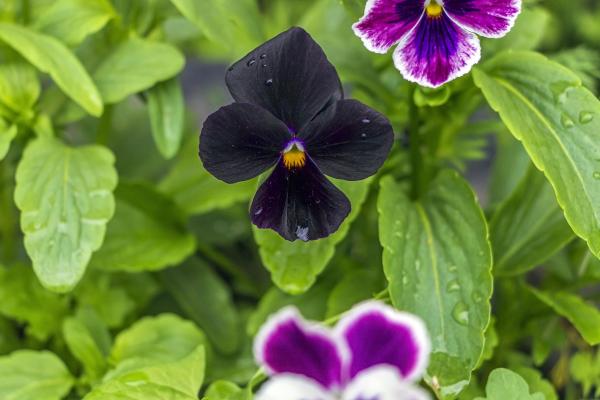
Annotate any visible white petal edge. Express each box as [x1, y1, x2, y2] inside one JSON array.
[[334, 300, 431, 382], [253, 306, 350, 378], [342, 365, 432, 400], [255, 374, 335, 400], [392, 14, 481, 88], [445, 0, 522, 39]]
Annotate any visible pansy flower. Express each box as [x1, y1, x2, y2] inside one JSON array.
[[199, 28, 394, 242], [353, 0, 521, 88], [254, 301, 431, 400]]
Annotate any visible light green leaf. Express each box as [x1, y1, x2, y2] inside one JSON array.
[[254, 179, 371, 294], [0, 119, 17, 160], [203, 381, 251, 400], [0, 61, 40, 114], [529, 288, 600, 345], [491, 166, 575, 276], [147, 77, 185, 159], [0, 265, 68, 340], [89, 182, 195, 272], [93, 38, 185, 104], [0, 23, 102, 116], [570, 352, 600, 397], [15, 137, 117, 292], [62, 308, 111, 382], [326, 268, 383, 318], [473, 51, 600, 258], [378, 171, 492, 398], [161, 258, 240, 354], [512, 367, 558, 400], [33, 0, 115, 46], [0, 350, 74, 400], [475, 368, 545, 400]]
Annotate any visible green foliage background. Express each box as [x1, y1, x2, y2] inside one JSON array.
[[0, 0, 599, 399]]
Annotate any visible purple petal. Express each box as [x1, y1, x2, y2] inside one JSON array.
[[335, 301, 430, 381], [342, 366, 431, 400], [255, 374, 334, 400], [353, 0, 424, 53], [250, 158, 351, 242], [393, 11, 480, 88], [444, 0, 521, 38], [254, 307, 344, 389]]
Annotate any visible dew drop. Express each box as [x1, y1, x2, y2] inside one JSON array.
[[550, 81, 574, 104], [472, 291, 484, 303], [448, 265, 458, 273], [560, 113, 575, 129], [247, 58, 256, 67], [361, 118, 371, 124], [360, 133, 367, 138], [402, 275, 409, 285], [265, 79, 274, 86], [254, 207, 263, 216], [593, 171, 600, 180], [262, 63, 268, 68], [260, 53, 267, 59], [446, 280, 460, 293], [579, 111, 594, 124], [296, 226, 309, 241], [452, 302, 470, 325]]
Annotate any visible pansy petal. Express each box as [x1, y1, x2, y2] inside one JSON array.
[[335, 301, 430, 381], [299, 99, 394, 181], [353, 0, 424, 53], [393, 12, 480, 88], [256, 374, 334, 400], [342, 366, 431, 400], [254, 307, 345, 388], [250, 158, 351, 242], [444, 0, 521, 38], [199, 103, 290, 183], [226, 27, 343, 133]]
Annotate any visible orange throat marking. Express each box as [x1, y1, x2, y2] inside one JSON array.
[[283, 144, 306, 169]]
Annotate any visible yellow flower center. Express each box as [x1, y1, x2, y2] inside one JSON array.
[[426, 2, 443, 18], [283, 142, 306, 169]]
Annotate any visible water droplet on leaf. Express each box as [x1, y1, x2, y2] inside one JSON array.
[[560, 113, 575, 128], [452, 302, 469, 325], [446, 280, 460, 293], [579, 111, 594, 124], [593, 171, 600, 180]]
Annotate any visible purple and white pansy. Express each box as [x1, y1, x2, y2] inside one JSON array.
[[254, 301, 432, 400], [353, 0, 521, 88]]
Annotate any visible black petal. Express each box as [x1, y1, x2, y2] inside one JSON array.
[[226, 27, 343, 133], [299, 100, 394, 181], [199, 103, 290, 183], [250, 158, 351, 242]]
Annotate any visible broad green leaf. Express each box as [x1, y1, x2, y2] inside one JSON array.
[[0, 119, 17, 160], [475, 368, 545, 400], [570, 352, 600, 397], [326, 268, 383, 318], [512, 367, 558, 400], [0, 265, 68, 340], [33, 0, 115, 46], [488, 130, 529, 207], [62, 308, 111, 382], [203, 381, 252, 400], [89, 182, 195, 272], [378, 171, 492, 398], [473, 51, 600, 258], [529, 288, 600, 345], [161, 258, 240, 354], [0, 350, 74, 400], [0, 23, 102, 116], [491, 166, 575, 276], [85, 346, 205, 400], [254, 179, 371, 294], [0, 61, 40, 114], [93, 38, 185, 104], [147, 77, 185, 159], [159, 139, 256, 215], [15, 137, 117, 292]]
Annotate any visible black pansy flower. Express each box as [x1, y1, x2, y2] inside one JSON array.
[[199, 27, 393, 242]]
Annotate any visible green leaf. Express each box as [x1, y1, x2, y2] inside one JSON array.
[[161, 258, 240, 354], [378, 171, 492, 398], [14, 137, 118, 292], [93, 38, 185, 104], [512, 367, 558, 400], [159, 139, 256, 215], [89, 182, 195, 272], [0, 119, 17, 160], [473, 51, 600, 258], [0, 265, 68, 341], [326, 268, 383, 318], [529, 288, 600, 345], [33, 0, 115, 46], [490, 166, 575, 276], [254, 179, 371, 294], [0, 317, 19, 355], [0, 350, 74, 400], [62, 308, 111, 382], [475, 368, 545, 400], [0, 61, 40, 114], [0, 23, 102, 116], [203, 381, 251, 400], [85, 346, 205, 400], [570, 351, 600, 397], [147, 77, 185, 159]]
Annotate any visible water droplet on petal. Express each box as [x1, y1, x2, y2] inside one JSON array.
[[446, 280, 460, 293], [296, 226, 309, 241], [254, 207, 263, 216], [360, 133, 367, 138], [262, 63, 268, 68], [362, 118, 371, 124], [560, 113, 575, 128], [260, 53, 267, 59], [452, 302, 470, 325], [265, 79, 273, 86], [247, 58, 256, 67], [593, 171, 600, 180], [579, 111, 594, 124]]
